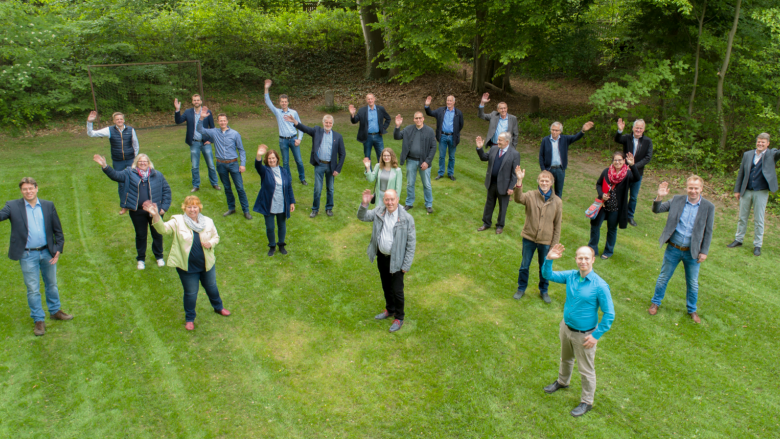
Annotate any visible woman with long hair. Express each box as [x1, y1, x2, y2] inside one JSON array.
[[363, 148, 403, 208]]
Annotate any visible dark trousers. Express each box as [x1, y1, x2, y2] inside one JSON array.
[[588, 209, 619, 257], [550, 167, 565, 199], [216, 161, 249, 212], [177, 266, 224, 322], [517, 238, 550, 293], [113, 158, 134, 204], [482, 181, 509, 228], [376, 252, 405, 320], [264, 213, 287, 248], [129, 209, 164, 262]]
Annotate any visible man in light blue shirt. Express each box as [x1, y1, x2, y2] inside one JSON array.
[[542, 244, 615, 417], [425, 95, 465, 180], [264, 79, 307, 185]]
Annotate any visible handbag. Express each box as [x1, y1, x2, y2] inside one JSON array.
[[370, 193, 376, 205], [585, 179, 611, 219]]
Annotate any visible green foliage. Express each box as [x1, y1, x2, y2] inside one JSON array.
[[589, 60, 689, 116]]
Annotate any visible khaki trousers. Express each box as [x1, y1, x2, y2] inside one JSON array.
[[558, 320, 597, 405]]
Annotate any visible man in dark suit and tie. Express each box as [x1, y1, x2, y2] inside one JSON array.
[[174, 95, 220, 193], [349, 94, 392, 162], [648, 176, 715, 324], [614, 118, 653, 226], [286, 114, 346, 218], [727, 133, 779, 256], [0, 177, 73, 336], [424, 95, 464, 181], [476, 132, 521, 234], [478, 93, 519, 150], [539, 120, 594, 198]]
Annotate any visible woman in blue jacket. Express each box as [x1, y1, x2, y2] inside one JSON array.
[[93, 153, 172, 269], [253, 144, 296, 256]]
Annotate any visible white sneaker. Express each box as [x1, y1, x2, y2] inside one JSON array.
[[137, 261, 145, 270], [157, 258, 165, 267]]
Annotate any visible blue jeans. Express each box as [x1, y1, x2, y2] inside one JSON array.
[[627, 176, 643, 219], [279, 137, 306, 182], [177, 266, 224, 322], [517, 238, 550, 293], [190, 141, 219, 188], [264, 213, 287, 247], [362, 134, 385, 162], [405, 159, 433, 208], [588, 209, 619, 257], [550, 167, 565, 199], [112, 158, 134, 204], [652, 244, 700, 313], [312, 163, 335, 212], [216, 161, 249, 212], [437, 135, 456, 177], [19, 249, 61, 322]]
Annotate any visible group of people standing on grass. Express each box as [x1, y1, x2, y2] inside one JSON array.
[[2, 82, 778, 418]]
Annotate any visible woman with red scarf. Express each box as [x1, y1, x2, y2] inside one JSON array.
[[588, 151, 639, 259], [93, 153, 172, 269]]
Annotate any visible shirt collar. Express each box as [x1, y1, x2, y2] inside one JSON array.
[[24, 198, 41, 208], [368, 105, 376, 111], [550, 135, 559, 142], [445, 107, 455, 113], [580, 269, 596, 282], [324, 129, 331, 134], [499, 114, 508, 120], [755, 149, 766, 158], [686, 196, 702, 207]]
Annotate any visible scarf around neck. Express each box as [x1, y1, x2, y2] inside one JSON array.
[[137, 168, 150, 182], [608, 164, 628, 186], [538, 186, 552, 202], [183, 213, 207, 233]]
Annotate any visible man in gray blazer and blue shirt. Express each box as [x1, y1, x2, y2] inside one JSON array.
[[648, 176, 714, 324], [727, 133, 779, 256], [478, 93, 519, 150], [476, 132, 521, 234]]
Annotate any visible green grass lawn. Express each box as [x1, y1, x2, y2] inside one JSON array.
[[1, 112, 778, 438]]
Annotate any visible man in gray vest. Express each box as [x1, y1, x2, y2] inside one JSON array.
[[727, 133, 780, 256], [86, 110, 139, 215]]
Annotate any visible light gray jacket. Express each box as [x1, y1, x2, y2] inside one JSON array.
[[357, 204, 416, 273], [478, 107, 519, 149], [653, 195, 715, 259]]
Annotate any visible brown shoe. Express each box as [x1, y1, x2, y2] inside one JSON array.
[[51, 310, 73, 321], [477, 225, 490, 232], [213, 185, 221, 190], [648, 304, 659, 315], [34, 321, 45, 336], [191, 187, 200, 193], [496, 227, 504, 235], [119, 208, 128, 215], [689, 312, 701, 323]]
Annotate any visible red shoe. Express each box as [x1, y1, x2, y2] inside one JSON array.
[[185, 321, 194, 330], [215, 308, 231, 317]]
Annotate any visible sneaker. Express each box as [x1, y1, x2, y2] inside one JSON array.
[[137, 261, 145, 270], [389, 319, 404, 332], [157, 258, 165, 267], [374, 310, 392, 320]]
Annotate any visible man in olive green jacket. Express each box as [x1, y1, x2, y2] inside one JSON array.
[[512, 168, 563, 303]]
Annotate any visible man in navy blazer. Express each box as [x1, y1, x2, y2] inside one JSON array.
[[648, 177, 714, 324], [728, 133, 780, 256], [174, 95, 220, 192], [614, 118, 653, 226], [287, 114, 346, 218], [539, 120, 594, 198], [0, 177, 73, 336], [424, 95, 464, 181], [349, 94, 392, 162]]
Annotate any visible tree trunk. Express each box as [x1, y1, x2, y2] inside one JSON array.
[[357, 0, 387, 79], [471, 6, 488, 94], [689, 0, 707, 116], [717, 0, 741, 151], [502, 62, 513, 93]]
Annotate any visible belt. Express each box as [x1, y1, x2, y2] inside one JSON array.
[[550, 166, 562, 169], [442, 132, 453, 135], [25, 246, 47, 252], [216, 158, 237, 164], [407, 156, 421, 161], [669, 242, 690, 252], [566, 324, 595, 334], [319, 160, 330, 164], [368, 132, 380, 135], [280, 135, 296, 139]]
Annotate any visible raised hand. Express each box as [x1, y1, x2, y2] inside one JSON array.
[[480, 93, 490, 105], [257, 144, 268, 157], [361, 188, 373, 206], [626, 152, 635, 166], [87, 111, 97, 123], [264, 79, 272, 89], [363, 157, 371, 170], [515, 166, 525, 180], [547, 243, 565, 260], [617, 118, 625, 132], [657, 181, 669, 198], [582, 121, 594, 132], [425, 96, 432, 107], [200, 106, 210, 120], [349, 104, 357, 116], [174, 98, 181, 112], [283, 114, 296, 124], [475, 136, 484, 149], [93, 154, 107, 167]]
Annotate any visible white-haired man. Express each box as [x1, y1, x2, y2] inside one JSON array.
[[476, 132, 520, 234], [614, 118, 653, 226], [539, 120, 594, 198]]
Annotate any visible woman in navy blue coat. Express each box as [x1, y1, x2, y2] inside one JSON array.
[[253, 144, 296, 256], [93, 153, 172, 269]]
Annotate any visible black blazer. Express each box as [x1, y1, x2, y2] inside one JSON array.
[[350, 105, 391, 142], [424, 106, 464, 146], [295, 122, 346, 173], [593, 165, 640, 229], [174, 108, 215, 146], [653, 195, 715, 259], [0, 198, 64, 261], [538, 132, 584, 171], [477, 146, 521, 195], [614, 132, 653, 177]]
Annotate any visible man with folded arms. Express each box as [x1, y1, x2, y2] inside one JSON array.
[[197, 107, 251, 219], [542, 244, 614, 417], [648, 177, 714, 323]]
